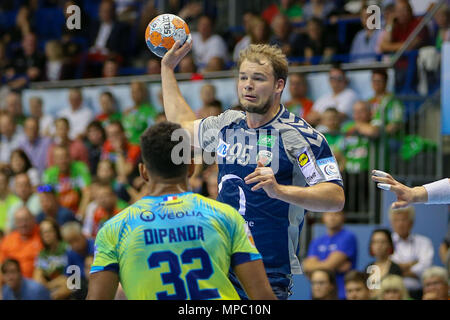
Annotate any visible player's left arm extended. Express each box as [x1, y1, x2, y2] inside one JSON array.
[[86, 271, 119, 300], [245, 163, 344, 212]]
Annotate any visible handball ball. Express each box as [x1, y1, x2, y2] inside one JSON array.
[[145, 14, 191, 58]]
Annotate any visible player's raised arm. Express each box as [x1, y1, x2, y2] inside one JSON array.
[[372, 170, 450, 208], [161, 39, 197, 140]]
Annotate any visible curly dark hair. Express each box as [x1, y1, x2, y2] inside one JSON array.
[[140, 121, 190, 179]]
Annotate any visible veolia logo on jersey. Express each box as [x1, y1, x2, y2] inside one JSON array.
[[140, 210, 156, 222]]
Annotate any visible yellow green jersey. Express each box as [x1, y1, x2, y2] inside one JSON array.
[[90, 191, 261, 300]]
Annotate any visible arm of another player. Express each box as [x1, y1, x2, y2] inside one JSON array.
[[245, 162, 345, 212], [372, 170, 450, 208], [161, 39, 197, 140], [233, 259, 277, 300], [86, 271, 119, 300]]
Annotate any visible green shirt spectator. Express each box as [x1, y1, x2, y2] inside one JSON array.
[[42, 145, 92, 215], [122, 103, 158, 144], [340, 121, 370, 173]]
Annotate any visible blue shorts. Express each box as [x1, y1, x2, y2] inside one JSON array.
[[228, 271, 293, 300]]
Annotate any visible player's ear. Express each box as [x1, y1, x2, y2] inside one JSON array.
[[275, 78, 285, 94], [139, 163, 149, 182]]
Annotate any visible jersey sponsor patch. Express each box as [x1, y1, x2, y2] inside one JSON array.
[[216, 139, 230, 157], [296, 148, 321, 185], [257, 134, 276, 148], [317, 157, 341, 181], [256, 150, 273, 166]]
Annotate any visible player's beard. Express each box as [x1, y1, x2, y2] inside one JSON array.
[[241, 95, 273, 115]]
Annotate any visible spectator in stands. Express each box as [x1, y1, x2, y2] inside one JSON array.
[[28, 96, 54, 137], [96, 159, 130, 203], [232, 11, 258, 62], [310, 269, 338, 300], [316, 108, 344, 169], [344, 271, 371, 300], [440, 227, 450, 275], [122, 81, 158, 145], [18, 117, 52, 175], [379, 0, 429, 92], [203, 57, 226, 72], [389, 206, 434, 299], [197, 100, 223, 119], [42, 145, 92, 218], [191, 15, 229, 72], [9, 149, 41, 188], [350, 5, 382, 63], [269, 14, 304, 58], [0, 112, 24, 167], [285, 73, 313, 119], [0, 207, 43, 278], [339, 101, 375, 172], [96, 91, 121, 127], [6, 173, 41, 232], [61, 0, 91, 60], [262, 0, 304, 24], [365, 228, 403, 298], [43, 40, 75, 81], [33, 218, 71, 300], [0, 169, 20, 233], [102, 57, 119, 78], [421, 266, 449, 300], [83, 182, 126, 238], [302, 0, 336, 21], [88, 0, 129, 60], [1, 259, 51, 300], [196, 83, 217, 113], [84, 121, 106, 175], [177, 54, 204, 80], [233, 16, 271, 62], [379, 274, 410, 300], [11, 32, 45, 84], [368, 69, 404, 136], [303, 17, 338, 65], [303, 211, 358, 300], [102, 121, 141, 179], [146, 58, 161, 75], [35, 185, 77, 227], [434, 5, 450, 50], [58, 88, 94, 140], [47, 118, 89, 167], [5, 91, 26, 126], [61, 221, 95, 298], [1, 6, 33, 47], [311, 65, 359, 121]]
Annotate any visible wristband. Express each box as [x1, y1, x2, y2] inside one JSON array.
[[423, 178, 450, 204]]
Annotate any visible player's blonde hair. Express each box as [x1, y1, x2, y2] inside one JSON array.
[[238, 44, 288, 83]]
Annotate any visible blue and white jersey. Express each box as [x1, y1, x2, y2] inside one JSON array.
[[195, 105, 343, 275]]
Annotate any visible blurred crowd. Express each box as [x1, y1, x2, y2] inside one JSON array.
[[0, 0, 449, 300], [0, 0, 448, 93]]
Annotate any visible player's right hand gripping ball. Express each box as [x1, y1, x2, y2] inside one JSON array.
[[145, 14, 191, 58]]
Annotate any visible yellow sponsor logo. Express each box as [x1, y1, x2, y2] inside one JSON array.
[[298, 153, 309, 167]]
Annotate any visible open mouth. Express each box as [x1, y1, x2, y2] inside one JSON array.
[[244, 95, 257, 102]]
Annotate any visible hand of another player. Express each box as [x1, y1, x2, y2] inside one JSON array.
[[244, 161, 281, 198], [161, 39, 193, 70], [371, 170, 417, 209]]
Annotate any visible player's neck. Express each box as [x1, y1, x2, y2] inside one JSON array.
[[145, 178, 189, 197], [246, 102, 281, 129]]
